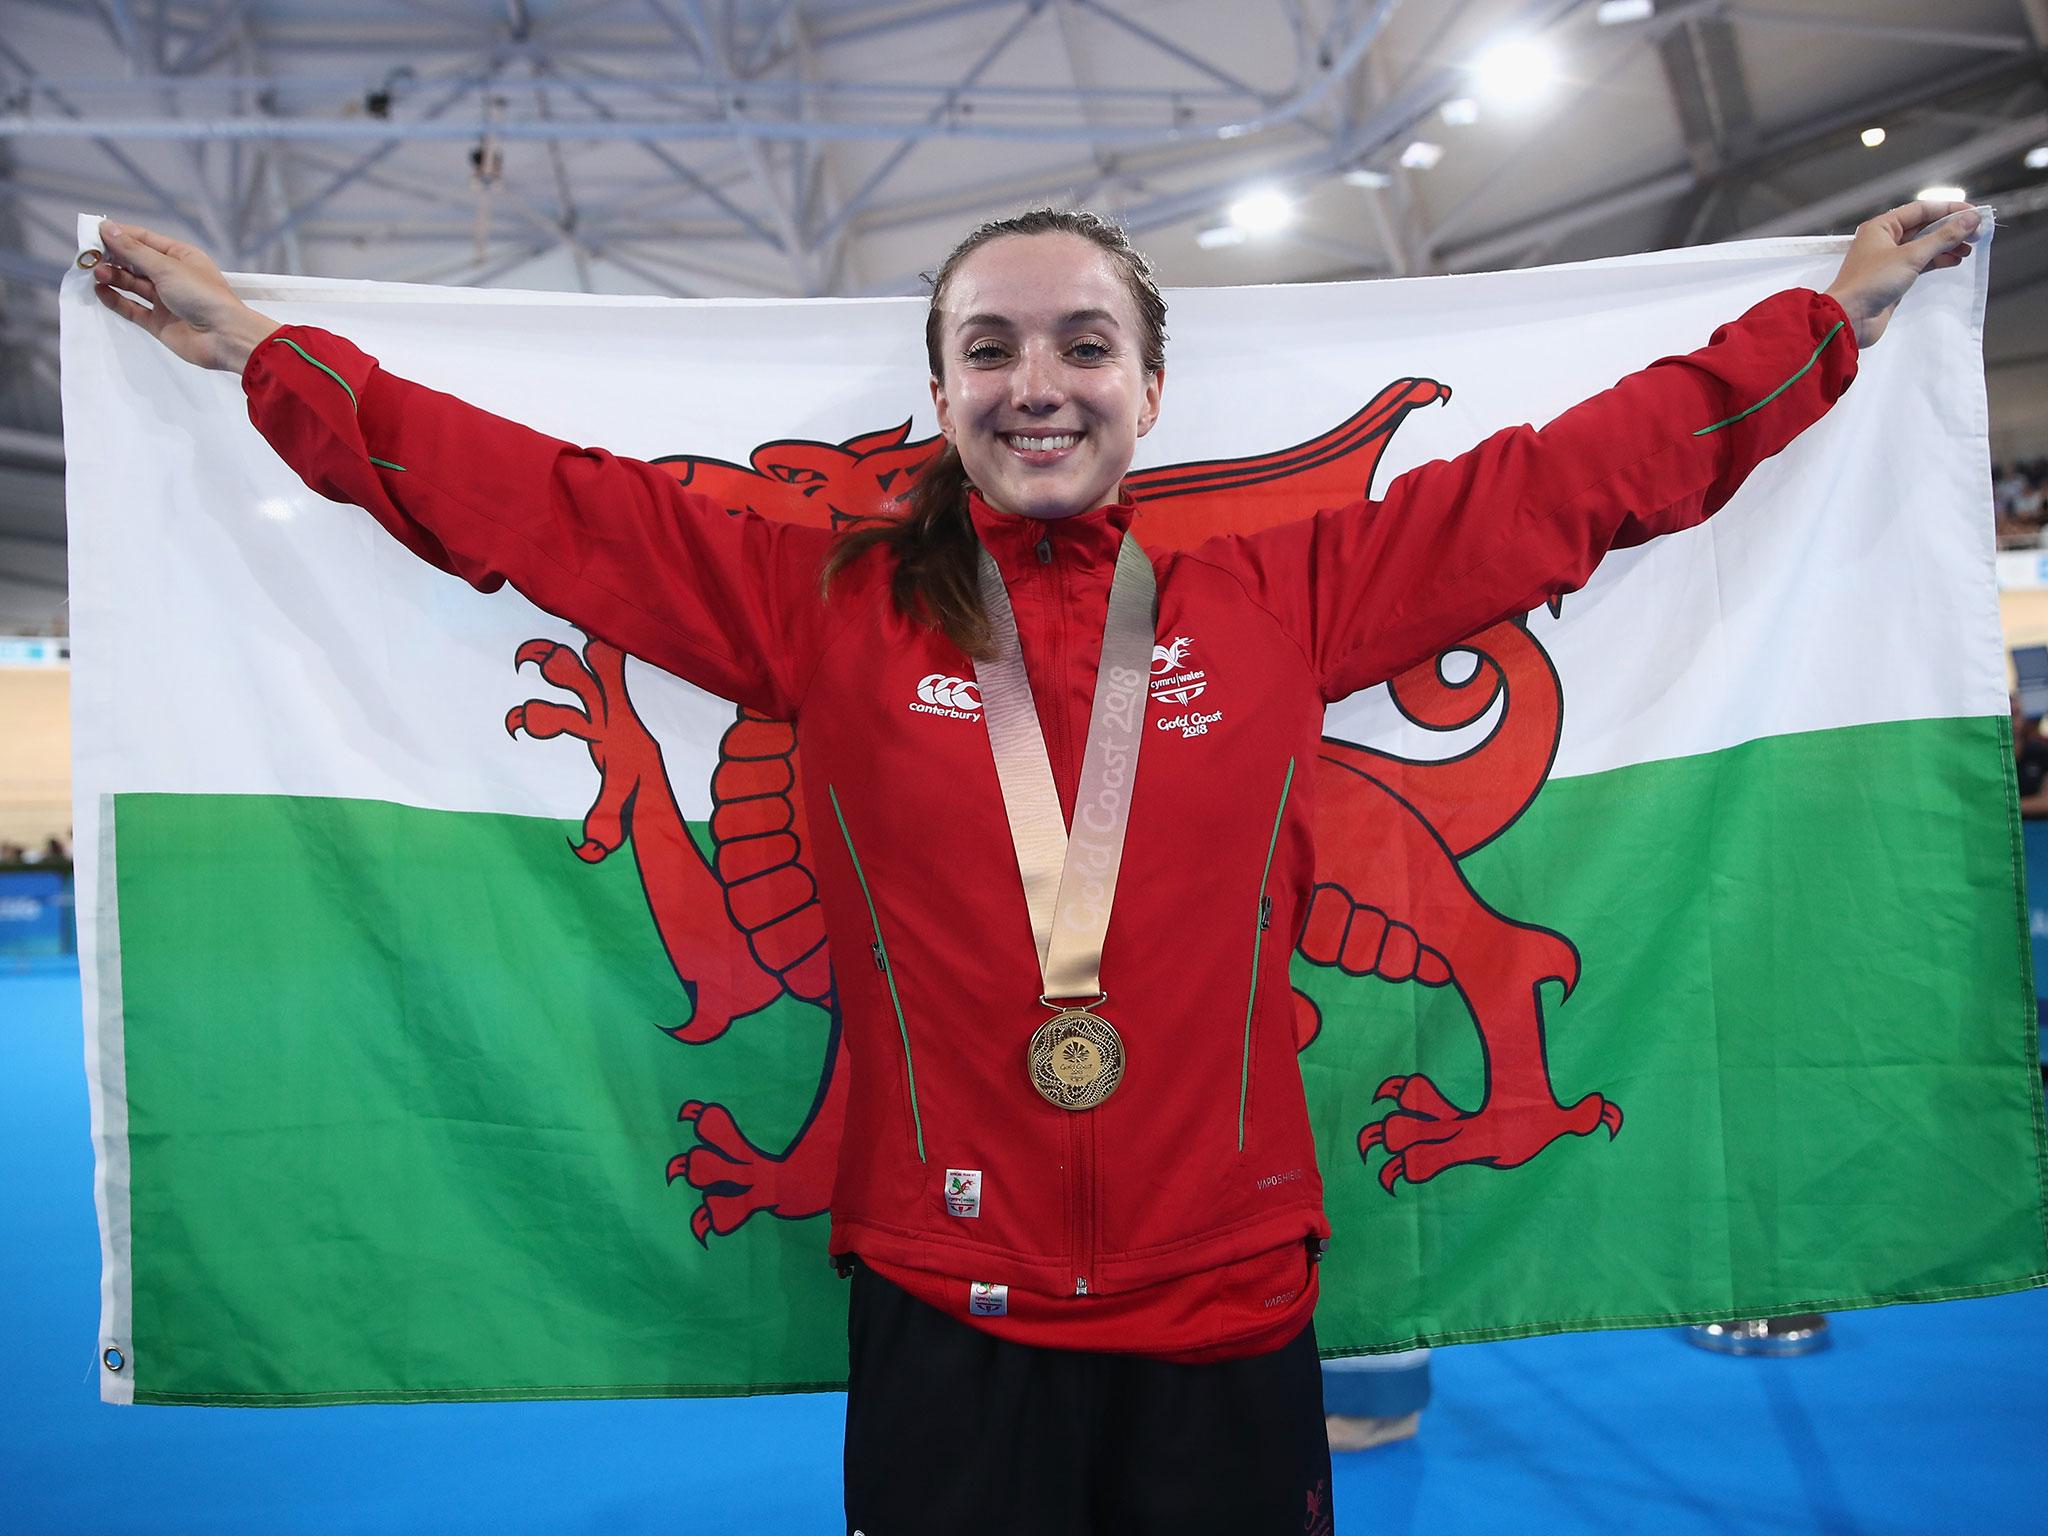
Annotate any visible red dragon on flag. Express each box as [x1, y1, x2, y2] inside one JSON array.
[[502, 375, 1621, 1243]]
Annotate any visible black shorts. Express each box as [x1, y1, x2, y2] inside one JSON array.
[[843, 1265, 1335, 1536]]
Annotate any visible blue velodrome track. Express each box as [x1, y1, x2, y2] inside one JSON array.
[[6, 964, 2043, 1535]]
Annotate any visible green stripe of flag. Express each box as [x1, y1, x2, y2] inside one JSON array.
[[110, 712, 2047, 1402]]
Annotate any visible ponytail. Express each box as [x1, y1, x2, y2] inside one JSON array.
[[823, 439, 990, 658]]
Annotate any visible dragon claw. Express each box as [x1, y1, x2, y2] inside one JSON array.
[[665, 1151, 690, 1183], [570, 837, 608, 864], [1358, 1080, 1624, 1194], [677, 1100, 705, 1123], [514, 639, 558, 670], [504, 705, 527, 738], [689, 1205, 713, 1247]]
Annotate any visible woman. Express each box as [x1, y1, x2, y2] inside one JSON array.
[[90, 199, 1974, 1534]]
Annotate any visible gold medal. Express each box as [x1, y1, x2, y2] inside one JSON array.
[[1029, 1002, 1125, 1110]]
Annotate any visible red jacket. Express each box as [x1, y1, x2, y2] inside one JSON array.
[[244, 288, 1856, 1361]]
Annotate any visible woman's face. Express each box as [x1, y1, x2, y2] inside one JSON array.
[[930, 231, 1163, 522]]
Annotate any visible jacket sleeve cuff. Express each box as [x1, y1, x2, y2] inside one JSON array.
[[241, 324, 421, 484], [243, 325, 382, 431], [1811, 287, 1857, 358]]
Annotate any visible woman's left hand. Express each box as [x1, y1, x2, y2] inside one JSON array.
[[1823, 199, 1980, 348]]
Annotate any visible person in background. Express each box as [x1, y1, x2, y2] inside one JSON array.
[[2016, 692, 2048, 1084], [2019, 472, 2045, 525], [1996, 463, 2024, 518], [1323, 1348, 1430, 1451], [1996, 467, 2044, 549], [2014, 693, 2048, 818]]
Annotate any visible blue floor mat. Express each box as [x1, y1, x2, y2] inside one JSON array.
[[7, 969, 2041, 1534]]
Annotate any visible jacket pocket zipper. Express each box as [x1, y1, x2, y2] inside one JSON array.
[[829, 785, 927, 1163], [1238, 758, 1295, 1152]]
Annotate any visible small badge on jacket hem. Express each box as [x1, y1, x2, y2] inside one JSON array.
[[968, 1281, 1009, 1317], [944, 1168, 982, 1218]]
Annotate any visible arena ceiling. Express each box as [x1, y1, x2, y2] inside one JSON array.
[[4, 0, 2048, 626]]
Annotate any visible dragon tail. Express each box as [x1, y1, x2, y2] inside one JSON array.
[[1318, 619, 1562, 859]]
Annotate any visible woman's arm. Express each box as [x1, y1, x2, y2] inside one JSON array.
[[1195, 199, 1978, 703], [90, 222, 836, 718]]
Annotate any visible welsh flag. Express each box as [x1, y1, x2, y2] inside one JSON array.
[[62, 213, 2047, 1405]]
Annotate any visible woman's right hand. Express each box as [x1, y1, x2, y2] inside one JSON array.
[[1821, 199, 1979, 349], [91, 220, 281, 373]]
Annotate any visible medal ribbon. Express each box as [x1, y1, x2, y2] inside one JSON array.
[[974, 532, 1156, 1001]]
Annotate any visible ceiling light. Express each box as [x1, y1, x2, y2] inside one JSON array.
[[1860, 127, 1886, 149], [1400, 140, 1445, 170], [1440, 97, 1480, 127], [1226, 187, 1294, 236], [1917, 184, 1967, 203], [1596, 0, 1654, 21], [1472, 36, 1560, 110], [2027, 146, 2048, 171], [1342, 166, 1392, 189], [1195, 222, 1249, 251]]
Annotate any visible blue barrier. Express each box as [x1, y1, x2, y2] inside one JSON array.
[[0, 869, 74, 961]]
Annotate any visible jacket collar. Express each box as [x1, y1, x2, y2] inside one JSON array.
[[966, 489, 1137, 586]]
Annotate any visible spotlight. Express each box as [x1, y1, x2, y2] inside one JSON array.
[[1917, 184, 1967, 203], [1860, 127, 1885, 148], [2027, 146, 2048, 171], [1472, 36, 1559, 110], [1342, 167, 1392, 190], [1440, 97, 1480, 127], [1400, 141, 1445, 171], [1195, 222, 1249, 251], [1226, 188, 1294, 236], [1596, 0, 1654, 21]]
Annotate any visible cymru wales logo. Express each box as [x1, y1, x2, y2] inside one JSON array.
[[503, 374, 1612, 1242], [1149, 635, 1207, 706]]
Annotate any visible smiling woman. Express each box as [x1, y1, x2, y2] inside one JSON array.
[[824, 207, 1169, 657], [86, 195, 1977, 1536], [932, 231, 1162, 521]]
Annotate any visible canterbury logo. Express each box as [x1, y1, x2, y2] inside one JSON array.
[[916, 674, 982, 711], [1152, 637, 1194, 674]]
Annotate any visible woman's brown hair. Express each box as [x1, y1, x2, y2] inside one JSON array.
[[821, 207, 1168, 658]]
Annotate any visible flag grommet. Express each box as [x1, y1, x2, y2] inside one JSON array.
[[102, 1346, 125, 1372], [76, 249, 102, 270]]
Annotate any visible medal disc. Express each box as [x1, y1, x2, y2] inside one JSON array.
[[1029, 1009, 1125, 1110]]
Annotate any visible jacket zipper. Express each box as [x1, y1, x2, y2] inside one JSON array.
[[1071, 1114, 1093, 1296], [1238, 758, 1296, 1152], [828, 784, 926, 1163], [1042, 533, 1094, 1297]]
